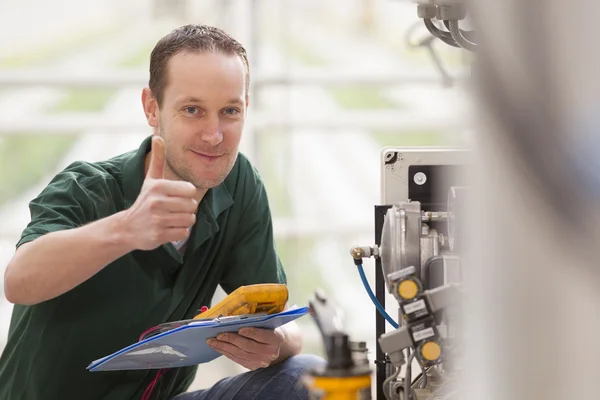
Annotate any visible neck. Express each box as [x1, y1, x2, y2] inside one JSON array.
[[144, 152, 208, 204]]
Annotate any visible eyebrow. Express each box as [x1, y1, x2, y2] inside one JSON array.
[[178, 96, 244, 106]]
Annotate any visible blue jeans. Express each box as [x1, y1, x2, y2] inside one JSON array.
[[173, 354, 325, 400]]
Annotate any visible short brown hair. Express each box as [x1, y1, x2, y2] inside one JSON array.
[[149, 24, 250, 107]]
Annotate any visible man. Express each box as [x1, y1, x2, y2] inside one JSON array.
[[0, 24, 323, 400]]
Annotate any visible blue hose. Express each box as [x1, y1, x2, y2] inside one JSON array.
[[356, 263, 399, 329]]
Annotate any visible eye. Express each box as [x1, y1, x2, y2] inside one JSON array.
[[184, 106, 200, 115], [223, 108, 240, 116]]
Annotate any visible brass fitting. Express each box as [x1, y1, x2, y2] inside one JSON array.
[[350, 247, 366, 260]]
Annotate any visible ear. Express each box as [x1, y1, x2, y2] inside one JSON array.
[[142, 88, 159, 128]]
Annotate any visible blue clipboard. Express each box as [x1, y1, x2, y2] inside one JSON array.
[[87, 306, 309, 372]]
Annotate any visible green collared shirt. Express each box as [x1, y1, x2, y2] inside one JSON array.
[[0, 136, 286, 400]]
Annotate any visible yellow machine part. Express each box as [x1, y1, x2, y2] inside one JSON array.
[[193, 284, 289, 319], [421, 341, 441, 361], [398, 279, 419, 300], [307, 375, 371, 400]]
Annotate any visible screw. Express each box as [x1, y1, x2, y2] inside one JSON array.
[[414, 172, 427, 185]]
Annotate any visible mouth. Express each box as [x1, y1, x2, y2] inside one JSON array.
[[190, 150, 224, 162]]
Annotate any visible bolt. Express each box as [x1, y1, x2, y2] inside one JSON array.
[[414, 172, 427, 185]]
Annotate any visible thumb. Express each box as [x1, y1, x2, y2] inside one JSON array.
[[147, 136, 166, 179]]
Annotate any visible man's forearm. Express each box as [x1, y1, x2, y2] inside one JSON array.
[[4, 211, 135, 305], [273, 321, 303, 364]]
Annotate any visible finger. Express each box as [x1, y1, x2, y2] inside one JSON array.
[[208, 339, 269, 370], [150, 197, 198, 213], [217, 348, 266, 371], [238, 328, 284, 345], [152, 180, 197, 199], [215, 333, 267, 355], [207, 338, 254, 360], [162, 227, 191, 243], [163, 213, 196, 229], [147, 136, 166, 180]]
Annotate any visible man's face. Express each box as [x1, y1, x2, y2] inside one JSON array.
[[144, 51, 247, 189]]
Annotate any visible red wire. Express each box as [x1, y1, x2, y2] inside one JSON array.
[[140, 306, 207, 399], [139, 324, 165, 400], [139, 326, 160, 341], [142, 369, 167, 400]]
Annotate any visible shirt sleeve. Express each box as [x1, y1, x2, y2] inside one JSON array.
[[16, 164, 97, 249], [219, 170, 287, 294]]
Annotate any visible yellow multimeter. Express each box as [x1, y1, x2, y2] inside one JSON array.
[[139, 284, 289, 341], [193, 284, 289, 320]]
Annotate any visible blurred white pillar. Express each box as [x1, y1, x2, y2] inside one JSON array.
[[463, 1, 600, 399]]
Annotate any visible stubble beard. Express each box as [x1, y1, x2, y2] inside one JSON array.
[[159, 127, 236, 190]]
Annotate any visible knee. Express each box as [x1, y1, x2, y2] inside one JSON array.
[[279, 354, 326, 374], [268, 354, 325, 399]]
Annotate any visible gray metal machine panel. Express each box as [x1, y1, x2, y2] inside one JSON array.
[[380, 146, 469, 205]]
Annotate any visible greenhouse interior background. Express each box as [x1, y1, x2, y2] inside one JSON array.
[[0, 0, 472, 391]]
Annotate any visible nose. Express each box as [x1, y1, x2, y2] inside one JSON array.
[[200, 115, 223, 146]]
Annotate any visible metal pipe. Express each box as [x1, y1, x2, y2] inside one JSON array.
[[447, 20, 477, 51], [422, 211, 449, 222]]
